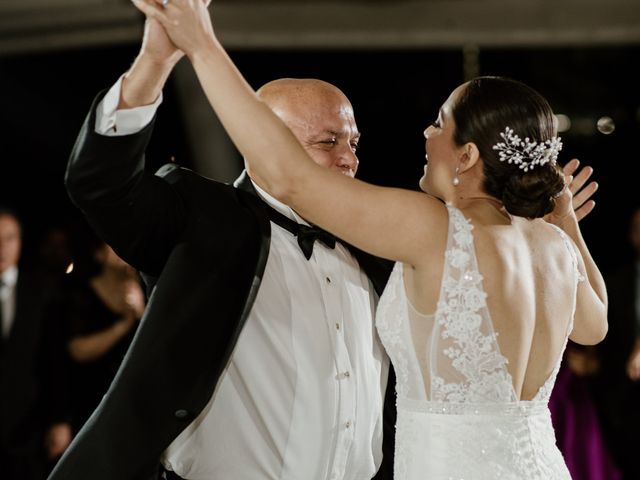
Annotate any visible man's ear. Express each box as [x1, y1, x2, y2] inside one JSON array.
[[458, 142, 480, 174]]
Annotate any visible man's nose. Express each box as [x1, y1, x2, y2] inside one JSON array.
[[337, 147, 359, 174]]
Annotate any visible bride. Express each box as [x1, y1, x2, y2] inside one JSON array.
[[134, 1, 608, 477]]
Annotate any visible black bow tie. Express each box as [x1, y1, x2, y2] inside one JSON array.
[[266, 206, 337, 260]]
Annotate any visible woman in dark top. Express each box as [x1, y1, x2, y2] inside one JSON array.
[[64, 238, 145, 433]]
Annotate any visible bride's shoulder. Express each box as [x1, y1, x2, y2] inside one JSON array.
[[525, 217, 567, 239], [408, 192, 450, 229], [516, 218, 578, 259]]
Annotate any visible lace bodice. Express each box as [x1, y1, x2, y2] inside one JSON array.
[[376, 205, 581, 479]]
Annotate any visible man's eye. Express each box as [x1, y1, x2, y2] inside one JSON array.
[[350, 143, 359, 151], [431, 120, 441, 128], [320, 139, 337, 145]]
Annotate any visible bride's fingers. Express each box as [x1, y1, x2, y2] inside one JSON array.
[[151, 0, 178, 6], [132, 0, 156, 13], [568, 166, 594, 196], [572, 180, 598, 210], [151, 0, 194, 9], [574, 200, 595, 222], [562, 158, 580, 179], [132, 0, 171, 24]]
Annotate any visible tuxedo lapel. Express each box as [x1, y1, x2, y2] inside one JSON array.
[[348, 247, 393, 297], [232, 171, 272, 327]]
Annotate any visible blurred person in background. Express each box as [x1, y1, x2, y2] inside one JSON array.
[[63, 231, 145, 434], [0, 207, 71, 480], [37, 225, 74, 284], [594, 205, 640, 479]]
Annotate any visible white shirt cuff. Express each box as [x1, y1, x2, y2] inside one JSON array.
[[95, 74, 163, 136]]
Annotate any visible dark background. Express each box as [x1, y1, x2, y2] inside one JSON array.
[[1, 45, 638, 272]]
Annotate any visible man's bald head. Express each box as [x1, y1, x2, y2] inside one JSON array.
[[253, 78, 360, 178], [256, 78, 351, 123]]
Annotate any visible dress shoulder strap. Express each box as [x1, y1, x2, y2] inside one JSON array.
[[546, 223, 585, 284]]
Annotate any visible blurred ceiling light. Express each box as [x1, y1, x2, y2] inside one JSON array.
[[66, 262, 74, 274], [555, 114, 571, 133], [596, 116, 615, 135]]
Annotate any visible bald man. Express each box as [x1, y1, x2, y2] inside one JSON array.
[[49, 16, 393, 480]]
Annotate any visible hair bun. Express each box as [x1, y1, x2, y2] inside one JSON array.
[[501, 164, 565, 218]]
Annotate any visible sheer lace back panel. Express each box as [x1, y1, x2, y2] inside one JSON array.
[[377, 204, 582, 406], [375, 205, 581, 479]]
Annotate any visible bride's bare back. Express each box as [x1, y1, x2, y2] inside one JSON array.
[[405, 201, 581, 401]]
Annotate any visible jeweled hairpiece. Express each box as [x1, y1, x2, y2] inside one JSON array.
[[492, 127, 562, 172]]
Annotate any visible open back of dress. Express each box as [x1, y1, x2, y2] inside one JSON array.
[[376, 205, 580, 479]]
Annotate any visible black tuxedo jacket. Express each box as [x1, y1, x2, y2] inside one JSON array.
[[49, 92, 394, 480]]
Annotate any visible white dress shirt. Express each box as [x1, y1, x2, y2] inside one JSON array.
[[0, 266, 18, 339], [95, 81, 389, 480]]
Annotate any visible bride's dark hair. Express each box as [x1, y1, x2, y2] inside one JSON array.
[[451, 76, 565, 218]]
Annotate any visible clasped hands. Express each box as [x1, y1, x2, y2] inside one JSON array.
[[132, 0, 216, 60]]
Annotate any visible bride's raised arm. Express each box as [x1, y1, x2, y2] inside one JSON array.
[[131, 0, 447, 266]]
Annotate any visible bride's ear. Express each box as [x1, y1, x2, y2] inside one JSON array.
[[458, 142, 480, 174]]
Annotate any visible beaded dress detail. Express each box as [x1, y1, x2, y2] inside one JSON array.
[[376, 205, 580, 479]]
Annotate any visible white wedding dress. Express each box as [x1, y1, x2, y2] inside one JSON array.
[[376, 205, 580, 479]]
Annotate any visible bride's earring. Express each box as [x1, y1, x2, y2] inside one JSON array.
[[452, 167, 460, 186]]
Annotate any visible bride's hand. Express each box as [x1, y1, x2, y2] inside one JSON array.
[[545, 158, 598, 225], [565, 159, 598, 221], [131, 0, 216, 58]]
